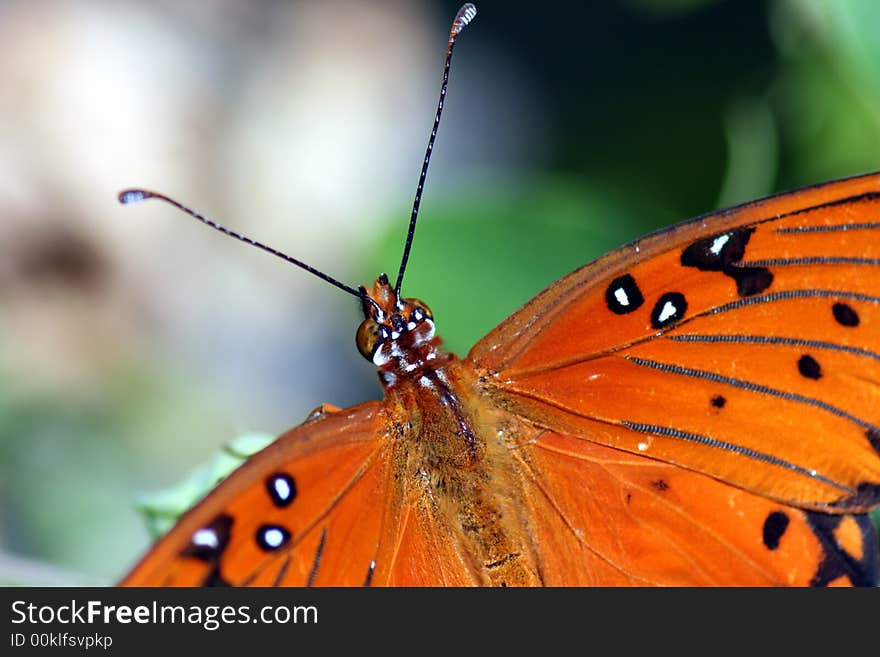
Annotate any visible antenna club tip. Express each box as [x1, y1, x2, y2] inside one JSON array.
[[453, 3, 477, 33], [118, 189, 151, 205]]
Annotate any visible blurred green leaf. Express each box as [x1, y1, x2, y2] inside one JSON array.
[[136, 432, 275, 540], [771, 0, 880, 184]]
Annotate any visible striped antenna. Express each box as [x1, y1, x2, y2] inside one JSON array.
[[117, 189, 382, 314], [393, 3, 477, 298]]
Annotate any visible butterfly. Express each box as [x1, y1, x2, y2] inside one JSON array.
[[118, 4, 880, 586]]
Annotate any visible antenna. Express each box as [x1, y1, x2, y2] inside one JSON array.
[[393, 3, 477, 298], [117, 189, 382, 314], [118, 3, 476, 317]]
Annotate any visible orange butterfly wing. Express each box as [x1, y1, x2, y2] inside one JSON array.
[[121, 403, 388, 586], [121, 400, 489, 586], [513, 431, 877, 585], [471, 171, 880, 513]]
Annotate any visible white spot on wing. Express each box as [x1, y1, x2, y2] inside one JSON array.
[[710, 234, 730, 255], [262, 527, 285, 548], [657, 301, 678, 324], [273, 477, 291, 502], [613, 287, 630, 306], [192, 528, 219, 549]]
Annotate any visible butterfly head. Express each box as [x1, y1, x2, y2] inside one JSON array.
[[355, 273, 437, 369]]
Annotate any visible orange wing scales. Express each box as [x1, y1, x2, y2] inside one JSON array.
[[475, 173, 880, 515], [512, 431, 877, 586], [121, 403, 392, 586], [803, 511, 878, 586]]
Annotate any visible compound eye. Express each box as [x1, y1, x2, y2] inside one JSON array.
[[405, 298, 433, 322], [355, 318, 389, 361]]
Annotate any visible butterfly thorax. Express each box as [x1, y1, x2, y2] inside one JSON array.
[[354, 277, 543, 585]]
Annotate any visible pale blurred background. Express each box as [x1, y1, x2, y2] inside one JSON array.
[[1, 0, 878, 584]]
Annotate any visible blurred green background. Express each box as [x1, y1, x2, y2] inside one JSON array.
[[1, 0, 878, 584]]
